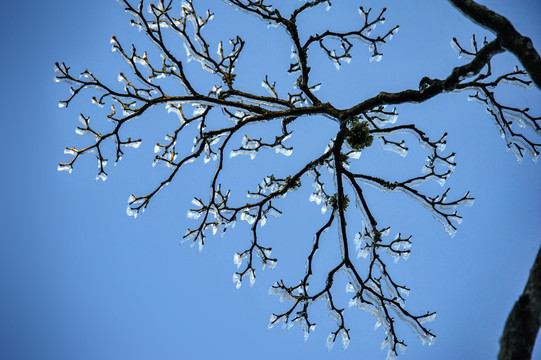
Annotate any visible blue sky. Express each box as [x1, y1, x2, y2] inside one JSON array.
[[1, 0, 540, 359]]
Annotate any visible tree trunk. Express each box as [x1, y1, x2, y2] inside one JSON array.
[[498, 246, 541, 360]]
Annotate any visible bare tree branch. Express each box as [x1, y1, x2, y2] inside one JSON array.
[[448, 0, 541, 90]]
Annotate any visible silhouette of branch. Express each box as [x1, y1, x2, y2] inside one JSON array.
[[448, 0, 541, 89]]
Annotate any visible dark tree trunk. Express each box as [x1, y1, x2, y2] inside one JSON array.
[[448, 0, 541, 90], [498, 246, 541, 360]]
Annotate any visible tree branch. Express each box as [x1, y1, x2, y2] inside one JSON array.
[[344, 38, 504, 118], [448, 0, 541, 89]]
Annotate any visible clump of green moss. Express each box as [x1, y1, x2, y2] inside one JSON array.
[[345, 121, 373, 151], [382, 180, 399, 190], [329, 193, 350, 211], [222, 72, 236, 86], [285, 175, 302, 191]]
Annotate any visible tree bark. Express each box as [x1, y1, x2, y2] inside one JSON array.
[[498, 246, 541, 360], [448, 0, 541, 90]]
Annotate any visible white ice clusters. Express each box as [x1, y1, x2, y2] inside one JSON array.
[[267, 314, 280, 330], [203, 137, 222, 164], [57, 164, 72, 174], [233, 252, 246, 269], [95, 172, 107, 182], [394, 187, 459, 237], [262, 257, 277, 270], [287, 316, 316, 342], [308, 174, 329, 214], [275, 144, 293, 156], [126, 194, 145, 219], [358, 167, 469, 237], [165, 102, 186, 123], [231, 269, 255, 289], [387, 234, 412, 263], [91, 98, 104, 107], [358, 7, 367, 23], [254, 247, 276, 270], [229, 148, 256, 160], [133, 53, 151, 72], [347, 272, 435, 358], [370, 54, 383, 63], [345, 226, 434, 356], [232, 273, 242, 289], [307, 83, 321, 93], [240, 209, 256, 225], [378, 137, 407, 157], [192, 103, 206, 117], [268, 284, 295, 303], [230, 134, 293, 159], [324, 329, 350, 351], [261, 79, 277, 97], [346, 150, 361, 160], [354, 231, 371, 259], [259, 176, 281, 194], [502, 77, 534, 90], [181, 228, 204, 252], [469, 92, 539, 163], [450, 38, 475, 60], [371, 106, 398, 127], [63, 148, 77, 156], [121, 140, 141, 149], [230, 135, 258, 160], [183, 39, 213, 71], [388, 26, 399, 41]]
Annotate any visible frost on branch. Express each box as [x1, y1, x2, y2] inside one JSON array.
[[308, 6, 399, 69], [56, 0, 540, 358], [465, 71, 540, 163]]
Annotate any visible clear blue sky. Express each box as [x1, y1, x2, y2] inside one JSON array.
[[1, 0, 540, 359]]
